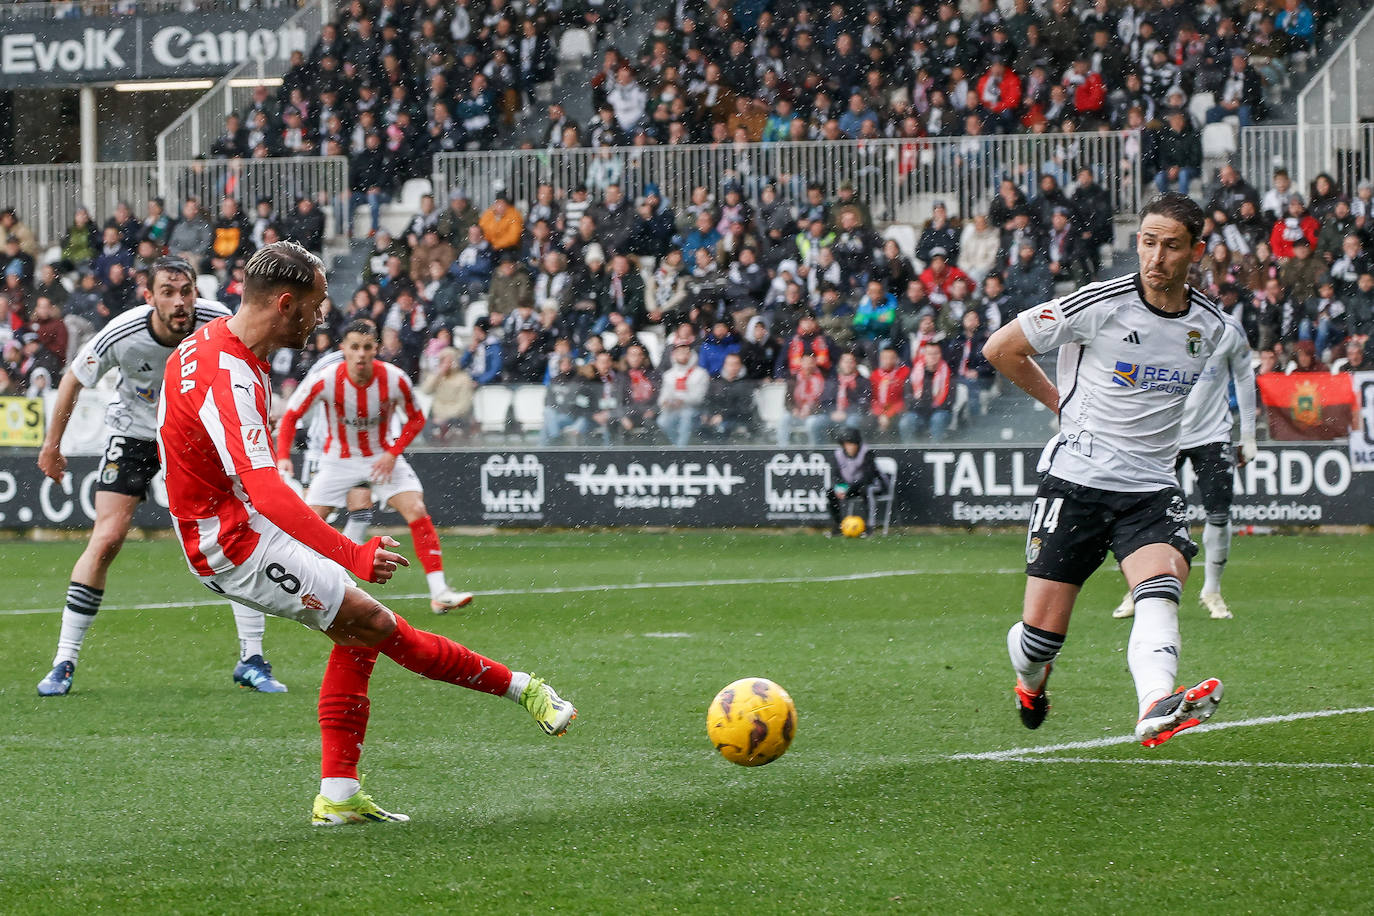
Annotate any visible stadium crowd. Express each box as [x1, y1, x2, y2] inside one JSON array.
[[1, 0, 1370, 445]]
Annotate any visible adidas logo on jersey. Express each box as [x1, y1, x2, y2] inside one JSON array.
[[1122, 331, 1141, 344]]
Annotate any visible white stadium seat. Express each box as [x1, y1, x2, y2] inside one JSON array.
[[1202, 122, 1237, 158], [636, 331, 664, 367], [1188, 91, 1215, 127], [398, 177, 434, 215], [512, 385, 547, 435], [883, 224, 918, 262], [753, 382, 788, 434], [196, 274, 220, 301], [473, 386, 513, 435], [464, 299, 489, 331]]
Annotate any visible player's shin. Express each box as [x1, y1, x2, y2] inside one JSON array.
[[376, 613, 513, 696], [319, 644, 379, 800], [54, 581, 103, 665], [342, 507, 374, 542], [1202, 514, 1231, 595], [1007, 621, 1063, 692], [1127, 575, 1183, 716]]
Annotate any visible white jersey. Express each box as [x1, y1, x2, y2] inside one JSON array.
[[1179, 317, 1257, 450], [71, 299, 231, 441], [1018, 274, 1230, 492]]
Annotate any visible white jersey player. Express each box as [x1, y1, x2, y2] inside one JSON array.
[[293, 348, 375, 541], [984, 193, 1229, 748], [36, 256, 287, 696], [276, 319, 472, 613], [1114, 318, 1257, 620]]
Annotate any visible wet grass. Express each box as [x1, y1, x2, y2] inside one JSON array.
[[2, 532, 1371, 913]]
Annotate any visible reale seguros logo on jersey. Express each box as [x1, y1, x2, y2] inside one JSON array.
[[1111, 361, 1200, 395]]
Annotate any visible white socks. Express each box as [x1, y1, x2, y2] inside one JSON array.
[[320, 777, 360, 803], [1128, 575, 1183, 717], [1201, 520, 1231, 595], [1007, 621, 1063, 692], [342, 507, 373, 542], [231, 603, 266, 661], [506, 671, 530, 702], [425, 571, 448, 599]]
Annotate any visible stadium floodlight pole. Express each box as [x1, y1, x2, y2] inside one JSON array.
[[79, 87, 96, 214]]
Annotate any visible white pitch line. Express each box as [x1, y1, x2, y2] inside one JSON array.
[[994, 757, 1374, 769], [948, 706, 1374, 761], [0, 567, 1020, 617]]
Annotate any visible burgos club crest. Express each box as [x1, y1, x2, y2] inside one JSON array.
[[1186, 330, 1203, 358]]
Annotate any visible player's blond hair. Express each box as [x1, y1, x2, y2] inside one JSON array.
[[243, 240, 323, 301]]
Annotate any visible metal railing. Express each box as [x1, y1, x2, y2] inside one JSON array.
[[432, 131, 1145, 224], [0, 157, 348, 248], [0, 0, 300, 20], [1239, 123, 1374, 195], [1295, 4, 1374, 191], [155, 0, 321, 163]]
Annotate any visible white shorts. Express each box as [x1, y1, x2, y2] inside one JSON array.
[[205, 524, 353, 630], [305, 453, 424, 508]]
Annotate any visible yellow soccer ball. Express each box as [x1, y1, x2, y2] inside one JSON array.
[[840, 514, 866, 538], [707, 678, 797, 766]]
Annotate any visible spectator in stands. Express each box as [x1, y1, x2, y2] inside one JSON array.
[[958, 214, 1001, 283], [1335, 338, 1371, 373], [1146, 107, 1202, 195], [944, 309, 995, 411], [1208, 52, 1265, 127], [782, 313, 834, 378], [489, 252, 534, 316], [449, 224, 494, 302], [17, 332, 61, 390], [0, 209, 38, 259], [657, 342, 709, 446], [461, 317, 503, 385], [60, 207, 98, 273], [852, 279, 898, 362], [778, 350, 827, 445], [702, 351, 760, 442], [900, 341, 954, 443], [817, 352, 871, 442], [1300, 276, 1346, 358], [541, 356, 593, 445], [168, 197, 212, 267], [29, 297, 67, 371], [739, 317, 779, 380], [698, 320, 741, 378], [479, 193, 524, 253], [437, 190, 478, 245], [604, 252, 646, 329], [1280, 238, 1322, 306], [1005, 242, 1055, 314], [1317, 201, 1356, 264], [616, 344, 659, 440], [283, 196, 325, 255], [92, 227, 132, 286], [209, 197, 253, 276], [868, 346, 909, 440], [348, 130, 392, 238]]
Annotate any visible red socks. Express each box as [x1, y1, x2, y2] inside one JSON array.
[[408, 515, 444, 575], [376, 613, 513, 697], [318, 615, 512, 779], [318, 644, 378, 779]]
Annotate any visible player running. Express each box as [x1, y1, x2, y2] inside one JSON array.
[[1113, 317, 1257, 620], [157, 241, 574, 825], [275, 319, 472, 613], [983, 194, 1227, 748], [35, 256, 286, 696]]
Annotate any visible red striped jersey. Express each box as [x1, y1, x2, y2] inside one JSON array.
[[156, 317, 276, 575], [277, 358, 424, 460]]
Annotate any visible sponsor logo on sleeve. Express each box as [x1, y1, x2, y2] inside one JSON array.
[[241, 425, 271, 462], [1029, 305, 1059, 333]]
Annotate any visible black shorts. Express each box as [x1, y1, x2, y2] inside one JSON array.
[[96, 436, 160, 500], [1177, 442, 1234, 520], [1025, 475, 1198, 587]]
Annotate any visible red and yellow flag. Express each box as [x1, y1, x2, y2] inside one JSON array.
[[1256, 372, 1355, 440]]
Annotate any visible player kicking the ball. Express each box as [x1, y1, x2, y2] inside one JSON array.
[[1113, 315, 1256, 620], [275, 319, 472, 614], [35, 256, 286, 696], [983, 194, 1226, 748], [157, 241, 574, 824]]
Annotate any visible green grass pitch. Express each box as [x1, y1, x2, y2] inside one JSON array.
[[3, 532, 1372, 913]]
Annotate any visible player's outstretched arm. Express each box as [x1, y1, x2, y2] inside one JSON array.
[[37, 370, 85, 482], [238, 466, 408, 583], [983, 320, 1060, 413]]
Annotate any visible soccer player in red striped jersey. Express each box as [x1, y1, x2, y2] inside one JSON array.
[[157, 241, 575, 825], [276, 319, 472, 613]]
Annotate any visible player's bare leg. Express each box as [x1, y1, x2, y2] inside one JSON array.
[[1121, 544, 1223, 745], [1007, 577, 1077, 729], [388, 490, 472, 613], [312, 585, 573, 825]]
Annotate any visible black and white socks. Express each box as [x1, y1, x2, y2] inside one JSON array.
[[1007, 621, 1065, 692], [53, 581, 103, 666]]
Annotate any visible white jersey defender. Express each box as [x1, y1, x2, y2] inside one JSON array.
[[1019, 274, 1231, 492], [1179, 317, 1257, 452]]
